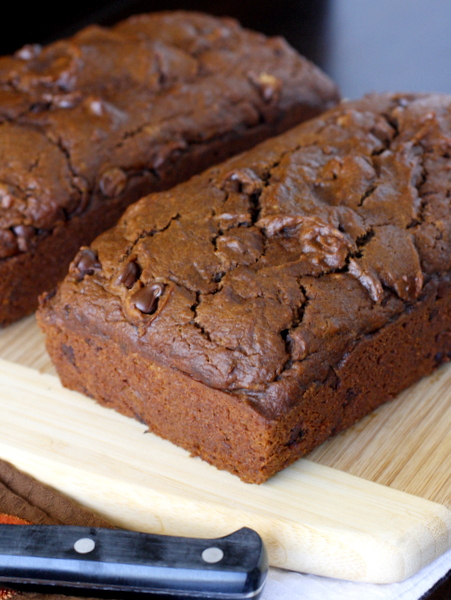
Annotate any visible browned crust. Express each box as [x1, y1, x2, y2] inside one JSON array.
[[39, 275, 451, 483], [0, 107, 319, 327], [0, 10, 339, 327]]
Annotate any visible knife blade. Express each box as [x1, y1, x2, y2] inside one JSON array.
[[0, 524, 267, 599]]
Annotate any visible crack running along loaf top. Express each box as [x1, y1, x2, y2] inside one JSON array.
[[0, 10, 338, 261], [44, 93, 451, 419]]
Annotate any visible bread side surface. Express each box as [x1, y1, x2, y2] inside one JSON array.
[[0, 10, 339, 326], [38, 92, 451, 482]]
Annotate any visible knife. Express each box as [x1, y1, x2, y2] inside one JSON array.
[[0, 524, 267, 599]]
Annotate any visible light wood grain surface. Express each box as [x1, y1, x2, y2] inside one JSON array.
[[0, 315, 450, 583]]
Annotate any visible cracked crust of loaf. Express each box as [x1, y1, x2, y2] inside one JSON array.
[[0, 11, 339, 326], [38, 92, 451, 482]]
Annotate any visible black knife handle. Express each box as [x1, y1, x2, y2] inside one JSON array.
[[0, 525, 267, 599]]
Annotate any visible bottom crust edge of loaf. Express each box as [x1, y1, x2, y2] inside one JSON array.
[[39, 275, 451, 484]]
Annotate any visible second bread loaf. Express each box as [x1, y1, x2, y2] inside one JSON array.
[[0, 11, 339, 326]]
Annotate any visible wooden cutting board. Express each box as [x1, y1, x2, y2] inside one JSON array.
[[0, 315, 449, 584]]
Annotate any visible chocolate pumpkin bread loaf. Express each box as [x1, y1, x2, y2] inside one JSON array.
[[38, 92, 451, 483], [0, 11, 339, 326]]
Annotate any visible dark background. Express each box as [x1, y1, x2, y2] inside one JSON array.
[[1, 0, 450, 597], [2, 0, 451, 99]]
